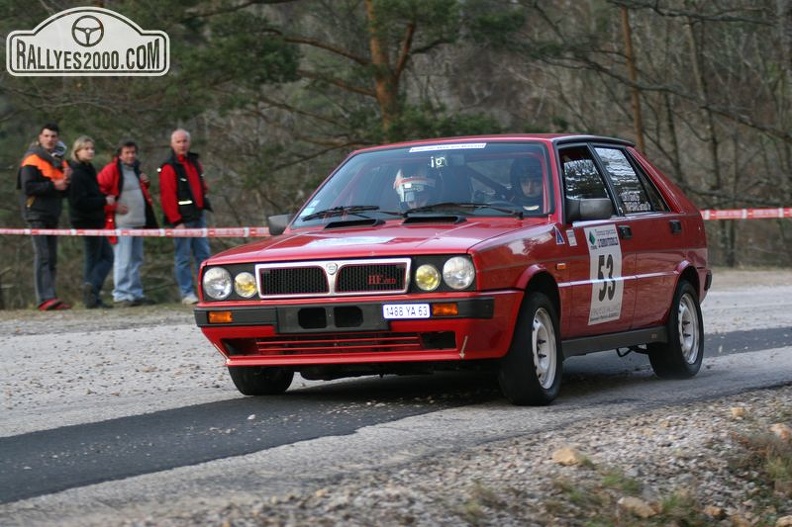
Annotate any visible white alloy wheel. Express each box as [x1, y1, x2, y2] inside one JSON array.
[[533, 307, 558, 389], [677, 292, 701, 365]]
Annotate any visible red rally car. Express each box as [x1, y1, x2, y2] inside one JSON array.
[[194, 134, 712, 405]]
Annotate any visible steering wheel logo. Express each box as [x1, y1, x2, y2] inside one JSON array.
[[71, 15, 104, 47]]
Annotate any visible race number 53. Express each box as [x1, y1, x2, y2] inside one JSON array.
[[597, 253, 616, 301], [585, 225, 624, 325]]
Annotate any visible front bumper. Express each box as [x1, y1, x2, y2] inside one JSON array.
[[195, 293, 521, 367]]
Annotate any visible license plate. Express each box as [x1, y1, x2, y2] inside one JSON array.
[[382, 303, 430, 319]]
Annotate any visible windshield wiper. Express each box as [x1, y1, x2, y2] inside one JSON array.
[[405, 202, 524, 219], [302, 205, 381, 222]]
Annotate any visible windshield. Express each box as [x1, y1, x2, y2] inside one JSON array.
[[292, 141, 553, 229]]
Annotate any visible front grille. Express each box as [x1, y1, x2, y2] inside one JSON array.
[[256, 258, 410, 298], [337, 263, 406, 292], [260, 266, 328, 295]]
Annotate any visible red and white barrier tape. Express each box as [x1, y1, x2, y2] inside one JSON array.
[[700, 208, 792, 220], [0, 208, 788, 238], [0, 227, 270, 238]]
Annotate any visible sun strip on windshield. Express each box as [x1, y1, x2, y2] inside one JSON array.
[[408, 143, 487, 152]]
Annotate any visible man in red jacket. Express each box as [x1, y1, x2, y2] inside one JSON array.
[[97, 139, 159, 307], [158, 129, 212, 305]]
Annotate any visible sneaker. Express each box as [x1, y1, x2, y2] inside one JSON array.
[[181, 293, 199, 305], [83, 283, 98, 309], [37, 298, 71, 311]]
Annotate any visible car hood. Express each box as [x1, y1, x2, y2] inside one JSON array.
[[208, 218, 551, 264]]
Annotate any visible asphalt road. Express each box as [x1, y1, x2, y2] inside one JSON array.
[[0, 270, 790, 523], [1, 327, 790, 504]]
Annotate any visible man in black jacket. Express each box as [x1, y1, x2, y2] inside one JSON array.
[[158, 129, 212, 305], [17, 123, 72, 311]]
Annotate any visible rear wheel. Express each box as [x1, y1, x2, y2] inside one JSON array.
[[498, 292, 562, 406], [648, 281, 703, 379], [228, 366, 294, 395]]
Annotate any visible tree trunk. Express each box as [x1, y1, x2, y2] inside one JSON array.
[[364, 0, 411, 137], [621, 6, 645, 153]]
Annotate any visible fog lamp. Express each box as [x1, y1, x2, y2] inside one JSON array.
[[234, 272, 257, 298], [415, 264, 441, 291]]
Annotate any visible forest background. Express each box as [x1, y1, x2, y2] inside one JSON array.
[[1, 0, 790, 308]]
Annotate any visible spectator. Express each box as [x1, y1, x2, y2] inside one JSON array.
[[98, 139, 159, 307], [158, 128, 212, 305], [16, 122, 72, 311], [68, 136, 115, 309]]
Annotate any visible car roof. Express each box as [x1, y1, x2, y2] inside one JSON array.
[[350, 134, 636, 155]]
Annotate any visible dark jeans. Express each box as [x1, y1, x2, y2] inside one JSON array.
[[27, 219, 59, 305], [83, 235, 114, 294]]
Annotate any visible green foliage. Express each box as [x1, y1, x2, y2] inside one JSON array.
[[387, 103, 501, 142], [600, 468, 641, 494], [372, 0, 461, 49], [657, 490, 706, 524], [466, 8, 526, 48], [731, 431, 792, 500], [180, 12, 300, 91]]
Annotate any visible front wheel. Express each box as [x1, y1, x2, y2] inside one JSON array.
[[648, 281, 704, 379], [498, 292, 562, 406], [228, 366, 294, 396]]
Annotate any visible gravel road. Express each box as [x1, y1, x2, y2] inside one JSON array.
[[1, 268, 791, 526]]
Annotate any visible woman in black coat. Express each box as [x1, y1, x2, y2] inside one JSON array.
[[68, 136, 115, 308]]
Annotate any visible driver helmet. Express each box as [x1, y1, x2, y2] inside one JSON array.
[[394, 168, 437, 208]]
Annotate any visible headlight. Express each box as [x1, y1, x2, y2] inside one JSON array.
[[443, 257, 475, 290], [414, 264, 441, 291], [234, 272, 257, 298], [203, 267, 233, 300]]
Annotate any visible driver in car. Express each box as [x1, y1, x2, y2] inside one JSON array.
[[394, 166, 438, 210]]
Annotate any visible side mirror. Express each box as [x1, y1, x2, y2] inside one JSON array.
[[565, 198, 614, 223], [267, 214, 293, 236]]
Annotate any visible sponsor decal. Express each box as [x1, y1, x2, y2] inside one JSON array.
[[554, 226, 565, 245], [566, 229, 577, 247], [408, 143, 487, 152], [6, 7, 169, 76], [584, 224, 624, 325]]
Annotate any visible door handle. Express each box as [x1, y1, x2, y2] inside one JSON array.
[[669, 220, 682, 234], [618, 225, 632, 240]]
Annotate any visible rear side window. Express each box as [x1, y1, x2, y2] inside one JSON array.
[[594, 147, 668, 213], [560, 146, 609, 200]]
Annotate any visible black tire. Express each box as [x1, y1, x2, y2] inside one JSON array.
[[498, 292, 562, 406], [648, 280, 704, 379], [228, 366, 294, 396]]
